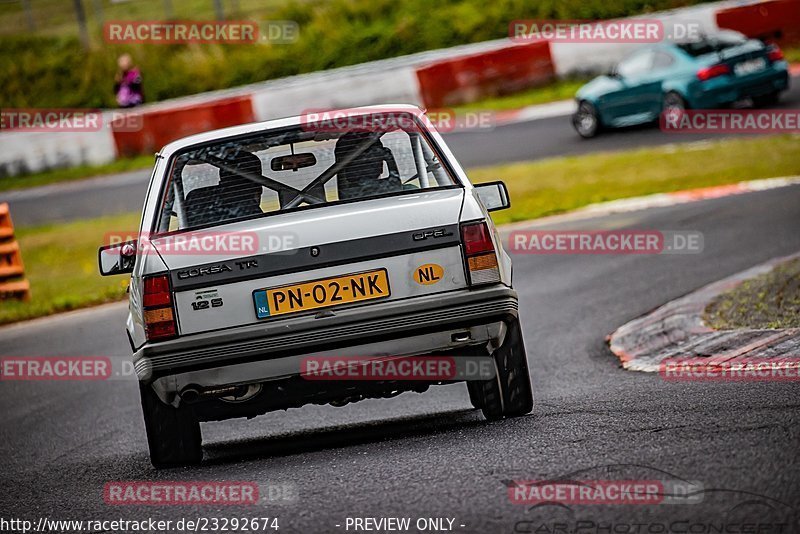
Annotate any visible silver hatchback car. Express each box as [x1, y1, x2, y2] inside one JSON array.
[[99, 105, 532, 467]]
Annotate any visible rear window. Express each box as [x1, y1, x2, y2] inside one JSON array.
[[677, 31, 748, 57], [155, 112, 458, 233]]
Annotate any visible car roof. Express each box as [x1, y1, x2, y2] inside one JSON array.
[[158, 104, 427, 158], [670, 29, 748, 47]]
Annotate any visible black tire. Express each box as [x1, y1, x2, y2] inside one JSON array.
[[572, 101, 601, 138], [662, 91, 688, 116], [753, 91, 780, 107], [466, 380, 483, 409], [661, 91, 688, 129], [480, 319, 534, 420], [140, 383, 202, 468]]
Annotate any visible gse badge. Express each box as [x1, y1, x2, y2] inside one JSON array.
[[414, 264, 444, 285]]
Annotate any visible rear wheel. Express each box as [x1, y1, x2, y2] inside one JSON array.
[[466, 381, 483, 409], [662, 91, 687, 121], [140, 383, 202, 468], [753, 91, 780, 107], [479, 319, 534, 420], [572, 101, 601, 138]]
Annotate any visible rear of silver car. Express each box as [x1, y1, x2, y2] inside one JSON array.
[[99, 106, 532, 467]]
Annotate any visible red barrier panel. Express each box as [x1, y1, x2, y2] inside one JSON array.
[[716, 0, 800, 46], [112, 95, 255, 157], [416, 41, 554, 109]]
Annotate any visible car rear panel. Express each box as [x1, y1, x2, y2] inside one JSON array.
[[692, 40, 789, 104], [148, 189, 469, 336]]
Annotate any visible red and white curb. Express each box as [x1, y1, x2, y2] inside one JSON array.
[[493, 100, 576, 125], [607, 251, 800, 373], [444, 100, 576, 134], [582, 175, 800, 215]]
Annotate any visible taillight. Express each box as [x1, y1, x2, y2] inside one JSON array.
[[460, 221, 501, 286], [767, 45, 784, 62], [697, 64, 730, 81], [143, 274, 176, 341]]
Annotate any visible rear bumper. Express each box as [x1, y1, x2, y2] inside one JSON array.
[[134, 285, 518, 383], [689, 66, 789, 107]]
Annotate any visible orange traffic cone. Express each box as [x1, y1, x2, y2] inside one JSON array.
[[0, 203, 30, 301]]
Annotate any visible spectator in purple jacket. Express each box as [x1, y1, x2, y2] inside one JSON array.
[[114, 54, 144, 108]]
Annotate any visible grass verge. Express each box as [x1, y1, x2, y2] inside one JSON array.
[[2, 134, 799, 325], [471, 134, 800, 225], [783, 47, 800, 63], [0, 155, 154, 193], [705, 258, 800, 329], [0, 212, 139, 325]]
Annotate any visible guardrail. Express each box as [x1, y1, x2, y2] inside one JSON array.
[[716, 0, 800, 47]]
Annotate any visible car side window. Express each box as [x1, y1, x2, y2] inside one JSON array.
[[652, 51, 675, 70], [616, 50, 654, 78]]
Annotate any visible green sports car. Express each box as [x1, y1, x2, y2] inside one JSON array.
[[572, 31, 790, 138]]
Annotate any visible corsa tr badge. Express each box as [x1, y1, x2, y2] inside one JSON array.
[[413, 264, 444, 285]]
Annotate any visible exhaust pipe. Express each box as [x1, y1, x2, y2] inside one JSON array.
[[180, 386, 201, 403], [179, 384, 260, 403]]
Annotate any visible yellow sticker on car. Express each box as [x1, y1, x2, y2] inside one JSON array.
[[413, 263, 444, 285]]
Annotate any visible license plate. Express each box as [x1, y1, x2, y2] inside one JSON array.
[[253, 269, 390, 319], [734, 58, 766, 76]]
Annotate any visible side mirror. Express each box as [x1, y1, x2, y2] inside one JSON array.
[[98, 240, 137, 276], [474, 181, 511, 211]]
